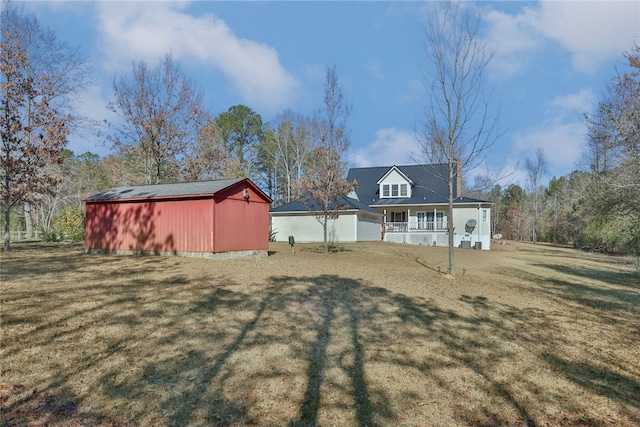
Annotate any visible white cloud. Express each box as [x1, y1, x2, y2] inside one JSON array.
[[510, 89, 596, 181], [534, 1, 640, 73], [96, 2, 298, 113], [348, 128, 417, 168], [66, 85, 118, 157], [483, 7, 541, 78], [514, 120, 586, 177], [484, 1, 640, 77], [548, 88, 596, 119]]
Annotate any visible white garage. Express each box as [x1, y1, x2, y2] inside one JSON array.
[[270, 197, 383, 243]]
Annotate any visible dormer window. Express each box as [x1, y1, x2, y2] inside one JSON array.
[[377, 166, 414, 199], [381, 183, 409, 198]]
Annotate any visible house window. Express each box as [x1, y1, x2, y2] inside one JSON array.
[[436, 212, 444, 229], [482, 209, 489, 224], [380, 182, 410, 198], [417, 211, 426, 229]]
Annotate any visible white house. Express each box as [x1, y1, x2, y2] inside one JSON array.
[[270, 163, 493, 249], [270, 196, 383, 243]]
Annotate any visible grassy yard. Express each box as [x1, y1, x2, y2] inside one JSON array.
[[1, 240, 638, 426]]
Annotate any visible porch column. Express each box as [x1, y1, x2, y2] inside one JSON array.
[[477, 204, 481, 247], [408, 208, 411, 229], [383, 209, 387, 240]]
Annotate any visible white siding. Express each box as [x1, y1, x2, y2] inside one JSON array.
[[271, 211, 383, 243], [379, 169, 408, 184], [357, 211, 383, 241], [452, 206, 491, 250], [271, 213, 358, 243], [379, 170, 412, 199]]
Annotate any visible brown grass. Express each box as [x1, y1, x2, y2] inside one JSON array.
[[1, 240, 639, 426]]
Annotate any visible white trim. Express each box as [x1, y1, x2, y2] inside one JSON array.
[[370, 202, 493, 208], [376, 165, 415, 185], [380, 182, 411, 199], [354, 214, 358, 241]]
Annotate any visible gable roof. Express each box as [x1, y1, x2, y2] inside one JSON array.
[[347, 164, 488, 206], [271, 196, 382, 216], [376, 165, 415, 185], [84, 178, 271, 203]]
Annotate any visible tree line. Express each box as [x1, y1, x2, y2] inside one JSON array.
[[1, 3, 353, 251], [474, 44, 639, 262], [2, 2, 638, 263]]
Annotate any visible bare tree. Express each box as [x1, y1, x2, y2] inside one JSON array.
[[294, 66, 355, 254], [416, 2, 500, 275], [525, 148, 547, 243], [261, 109, 312, 205], [1, 1, 89, 250], [181, 119, 238, 181], [107, 54, 205, 185], [583, 44, 640, 260]]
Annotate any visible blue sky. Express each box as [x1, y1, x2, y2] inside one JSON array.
[[25, 1, 640, 186]]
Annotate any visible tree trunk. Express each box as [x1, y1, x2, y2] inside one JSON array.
[[4, 158, 10, 251], [323, 212, 328, 254], [4, 203, 10, 251], [24, 201, 33, 239], [446, 148, 457, 276], [448, 177, 455, 275]]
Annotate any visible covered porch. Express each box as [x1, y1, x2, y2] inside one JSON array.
[[378, 204, 491, 250], [382, 207, 448, 233], [381, 207, 449, 246]]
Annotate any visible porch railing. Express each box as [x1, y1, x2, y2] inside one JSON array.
[[384, 222, 446, 232]]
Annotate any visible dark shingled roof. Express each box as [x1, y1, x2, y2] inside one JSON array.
[[84, 178, 246, 202], [271, 196, 382, 215], [347, 164, 488, 206]]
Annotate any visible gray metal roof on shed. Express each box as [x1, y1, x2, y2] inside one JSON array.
[[84, 178, 245, 202]]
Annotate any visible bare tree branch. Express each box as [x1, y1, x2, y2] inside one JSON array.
[[415, 2, 501, 275]]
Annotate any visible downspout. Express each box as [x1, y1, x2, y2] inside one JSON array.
[[477, 203, 481, 249], [354, 212, 357, 242]]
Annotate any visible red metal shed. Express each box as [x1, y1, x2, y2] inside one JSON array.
[[83, 178, 272, 259]]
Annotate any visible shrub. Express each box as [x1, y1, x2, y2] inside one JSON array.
[[52, 206, 85, 241]]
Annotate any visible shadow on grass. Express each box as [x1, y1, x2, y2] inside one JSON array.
[[507, 261, 640, 320], [2, 245, 639, 426], [544, 353, 640, 414], [305, 244, 352, 254], [0, 241, 181, 283], [538, 262, 640, 289], [277, 275, 382, 426]]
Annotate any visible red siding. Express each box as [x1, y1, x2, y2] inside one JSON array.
[[84, 179, 271, 256], [213, 185, 270, 252], [85, 198, 214, 253]]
